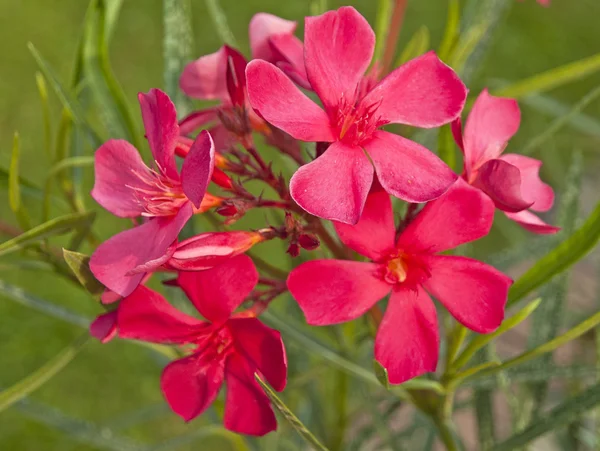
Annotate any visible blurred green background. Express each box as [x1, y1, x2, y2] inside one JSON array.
[[1, 0, 600, 450]]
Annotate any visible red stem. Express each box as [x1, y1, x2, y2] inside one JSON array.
[[381, 0, 409, 74]]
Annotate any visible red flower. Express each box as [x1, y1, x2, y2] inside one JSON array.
[[90, 89, 216, 297], [287, 182, 511, 384], [452, 89, 559, 234], [90, 310, 117, 343], [246, 6, 467, 224], [117, 255, 287, 435]]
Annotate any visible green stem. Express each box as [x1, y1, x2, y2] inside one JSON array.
[[433, 415, 459, 451]]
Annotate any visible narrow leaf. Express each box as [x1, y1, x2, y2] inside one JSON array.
[[450, 20, 490, 74], [8, 133, 31, 229], [204, 0, 237, 46], [438, 0, 460, 62], [309, 0, 328, 16], [373, 360, 390, 390], [396, 26, 430, 67], [35, 72, 53, 159], [63, 249, 105, 298], [437, 124, 457, 172], [373, 0, 393, 63]]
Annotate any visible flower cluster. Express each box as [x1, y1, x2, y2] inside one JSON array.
[[86, 6, 558, 436]]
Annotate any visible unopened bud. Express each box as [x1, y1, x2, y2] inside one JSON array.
[[298, 234, 320, 251], [286, 242, 300, 257], [216, 203, 238, 217], [211, 167, 234, 190]]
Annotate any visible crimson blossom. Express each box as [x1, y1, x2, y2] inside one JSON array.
[[288, 182, 512, 383], [246, 6, 468, 224], [452, 89, 559, 234], [117, 255, 287, 436], [90, 89, 218, 297]]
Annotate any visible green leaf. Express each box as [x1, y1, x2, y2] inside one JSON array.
[[149, 425, 249, 451], [35, 72, 53, 159], [63, 250, 105, 298], [43, 156, 94, 221], [255, 375, 330, 451], [204, 0, 237, 46], [0, 335, 89, 412], [493, 52, 600, 99], [0, 211, 95, 258], [396, 26, 430, 67], [473, 347, 496, 450], [437, 124, 458, 172], [373, 360, 390, 390], [492, 382, 600, 451], [309, 0, 328, 16], [373, 0, 393, 62], [438, 0, 460, 62], [8, 132, 31, 230], [450, 19, 491, 74]]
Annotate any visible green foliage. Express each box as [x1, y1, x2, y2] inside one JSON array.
[[396, 26, 430, 66], [204, 0, 237, 46], [62, 250, 105, 299]]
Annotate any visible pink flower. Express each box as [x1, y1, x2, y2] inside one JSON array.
[[287, 182, 511, 384], [452, 89, 559, 234], [90, 310, 117, 343], [117, 255, 287, 435], [90, 89, 216, 297], [246, 7, 467, 224]]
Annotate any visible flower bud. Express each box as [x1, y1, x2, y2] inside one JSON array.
[[286, 242, 300, 257], [211, 167, 234, 190], [216, 203, 238, 217], [298, 233, 320, 251]]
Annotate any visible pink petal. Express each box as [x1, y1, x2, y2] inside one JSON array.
[[138, 89, 180, 181], [177, 254, 258, 324], [224, 46, 248, 108], [304, 6, 375, 111], [90, 204, 193, 297], [270, 34, 310, 89], [246, 60, 334, 142], [364, 131, 458, 203], [375, 286, 439, 384], [89, 311, 117, 343], [249, 13, 297, 62], [117, 285, 204, 343], [504, 210, 561, 234], [228, 317, 287, 392], [451, 118, 464, 152], [178, 109, 218, 136], [287, 260, 391, 325], [473, 159, 533, 212], [161, 354, 225, 422], [91, 140, 151, 218], [463, 89, 521, 174], [500, 154, 554, 212], [362, 52, 467, 128], [422, 255, 511, 333], [125, 240, 177, 276], [397, 180, 495, 254], [181, 130, 215, 208], [180, 47, 228, 101], [224, 353, 277, 436], [333, 190, 396, 261], [289, 141, 373, 224]]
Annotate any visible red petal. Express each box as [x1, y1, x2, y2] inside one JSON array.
[[287, 260, 391, 325], [90, 204, 192, 297], [181, 130, 215, 208], [333, 190, 395, 261], [270, 34, 310, 89], [89, 311, 117, 343], [463, 89, 520, 175], [304, 6, 374, 111], [451, 118, 464, 152], [177, 254, 258, 324], [161, 354, 225, 422], [364, 131, 458, 203], [375, 286, 439, 384], [473, 159, 533, 212], [500, 154, 554, 212], [397, 180, 495, 254], [138, 89, 180, 181], [289, 141, 373, 224], [249, 13, 297, 62], [178, 109, 218, 136], [362, 52, 467, 128], [91, 140, 150, 218], [229, 317, 287, 392], [117, 285, 204, 343], [179, 47, 228, 101], [422, 255, 511, 333], [224, 353, 277, 436], [504, 210, 561, 234], [246, 60, 334, 142]]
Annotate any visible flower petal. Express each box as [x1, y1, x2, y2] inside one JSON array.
[[91, 140, 150, 218], [463, 89, 520, 174], [179, 47, 228, 101], [181, 130, 215, 208], [473, 159, 533, 212], [178, 109, 218, 136], [246, 60, 334, 142], [290, 141, 373, 224], [504, 210, 561, 234], [362, 52, 467, 128], [375, 286, 439, 384], [90, 311, 117, 343], [177, 254, 258, 324], [304, 6, 374, 111], [287, 260, 391, 325], [229, 317, 287, 392], [500, 154, 554, 212], [397, 180, 495, 254], [249, 13, 297, 62], [364, 131, 458, 203], [423, 255, 511, 333], [117, 285, 204, 343], [161, 354, 225, 422], [270, 34, 310, 89], [224, 353, 277, 436], [138, 89, 180, 180], [333, 190, 396, 261], [90, 204, 193, 297]]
